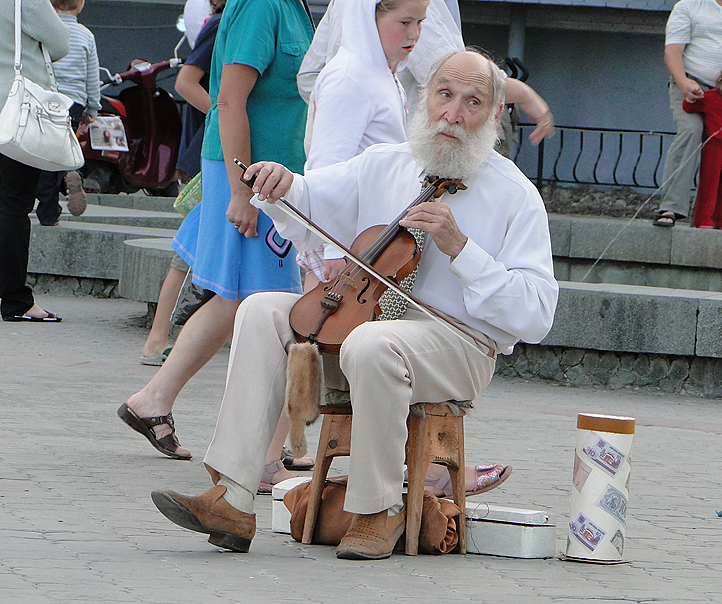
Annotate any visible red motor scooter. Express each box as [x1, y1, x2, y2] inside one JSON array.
[[78, 39, 184, 197]]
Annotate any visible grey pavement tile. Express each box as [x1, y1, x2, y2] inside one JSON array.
[[2, 294, 722, 602]]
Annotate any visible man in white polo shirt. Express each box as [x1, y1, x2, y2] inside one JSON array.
[[656, 0, 722, 227]]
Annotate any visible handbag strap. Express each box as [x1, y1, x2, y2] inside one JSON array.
[[13, 0, 21, 72], [13, 0, 60, 92], [41, 44, 59, 92]]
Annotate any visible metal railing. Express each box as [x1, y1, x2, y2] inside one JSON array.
[[512, 124, 686, 191]]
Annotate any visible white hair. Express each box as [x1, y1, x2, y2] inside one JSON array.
[[408, 50, 504, 179], [407, 106, 500, 179]]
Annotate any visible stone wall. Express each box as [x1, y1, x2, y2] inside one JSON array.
[[495, 343, 722, 399], [542, 183, 664, 221], [28, 274, 119, 299]]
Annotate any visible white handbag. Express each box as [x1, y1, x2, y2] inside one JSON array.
[[0, 0, 84, 171]]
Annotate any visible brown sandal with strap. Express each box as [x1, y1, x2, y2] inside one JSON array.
[[117, 403, 192, 460]]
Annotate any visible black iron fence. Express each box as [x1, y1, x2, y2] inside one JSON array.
[[512, 124, 689, 192]]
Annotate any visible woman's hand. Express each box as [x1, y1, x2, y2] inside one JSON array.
[[527, 110, 555, 145], [244, 161, 294, 203], [226, 190, 259, 238], [218, 63, 258, 237], [322, 258, 347, 283]]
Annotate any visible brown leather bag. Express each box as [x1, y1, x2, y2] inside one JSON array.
[[283, 477, 462, 554], [284, 477, 353, 545], [411, 492, 462, 555]]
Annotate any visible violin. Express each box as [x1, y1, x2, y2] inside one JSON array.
[[288, 176, 464, 353], [234, 159, 494, 358]]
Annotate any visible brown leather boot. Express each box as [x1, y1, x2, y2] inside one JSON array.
[[336, 507, 406, 560], [151, 485, 256, 552]]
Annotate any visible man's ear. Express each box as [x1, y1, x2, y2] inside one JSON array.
[[493, 102, 504, 123]]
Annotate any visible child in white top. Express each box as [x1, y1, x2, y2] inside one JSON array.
[[299, 0, 427, 290]]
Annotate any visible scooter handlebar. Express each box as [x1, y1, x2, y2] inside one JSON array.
[[102, 58, 183, 87]]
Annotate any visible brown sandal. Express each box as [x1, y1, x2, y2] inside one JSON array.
[[117, 403, 191, 460]]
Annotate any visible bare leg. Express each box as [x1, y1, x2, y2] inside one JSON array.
[[263, 411, 296, 483], [126, 294, 241, 455], [142, 266, 187, 358], [302, 272, 320, 293]]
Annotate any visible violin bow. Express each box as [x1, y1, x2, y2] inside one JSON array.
[[233, 159, 496, 358]]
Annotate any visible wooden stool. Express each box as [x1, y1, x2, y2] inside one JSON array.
[[301, 401, 467, 555]]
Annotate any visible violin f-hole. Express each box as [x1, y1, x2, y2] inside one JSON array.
[[356, 277, 371, 304]]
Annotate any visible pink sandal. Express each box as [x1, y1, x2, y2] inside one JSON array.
[[257, 459, 298, 495], [424, 464, 512, 498]]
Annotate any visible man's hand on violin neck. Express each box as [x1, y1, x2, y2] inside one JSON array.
[[399, 202, 468, 260], [245, 161, 294, 203]]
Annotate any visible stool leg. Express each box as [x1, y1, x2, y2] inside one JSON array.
[[301, 454, 333, 545], [302, 417, 334, 544], [405, 413, 429, 556], [448, 424, 466, 554], [302, 414, 352, 544]]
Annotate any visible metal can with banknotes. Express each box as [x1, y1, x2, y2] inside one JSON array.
[[565, 413, 635, 563]]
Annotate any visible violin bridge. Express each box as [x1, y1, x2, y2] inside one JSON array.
[[338, 273, 355, 288]]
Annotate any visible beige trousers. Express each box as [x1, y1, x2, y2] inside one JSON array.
[[204, 292, 496, 515]]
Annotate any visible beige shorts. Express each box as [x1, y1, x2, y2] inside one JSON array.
[[170, 252, 189, 273]]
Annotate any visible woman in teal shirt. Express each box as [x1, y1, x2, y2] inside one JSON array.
[[120, 0, 314, 464]]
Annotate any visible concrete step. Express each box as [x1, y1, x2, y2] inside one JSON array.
[[83, 192, 176, 213], [550, 215, 722, 291], [118, 238, 176, 303], [29, 217, 177, 281], [26, 197, 722, 381], [59, 202, 183, 230], [544, 281, 722, 358]]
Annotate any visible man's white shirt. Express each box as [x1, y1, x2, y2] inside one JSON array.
[[252, 142, 558, 354]]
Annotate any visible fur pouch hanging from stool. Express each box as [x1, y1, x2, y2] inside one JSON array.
[[285, 342, 323, 457]]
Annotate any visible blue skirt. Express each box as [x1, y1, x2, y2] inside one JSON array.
[[172, 158, 302, 300]]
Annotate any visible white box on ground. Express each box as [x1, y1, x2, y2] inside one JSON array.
[[272, 476, 312, 534], [465, 501, 556, 558]]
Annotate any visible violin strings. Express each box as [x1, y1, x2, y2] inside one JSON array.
[[329, 181, 440, 289]]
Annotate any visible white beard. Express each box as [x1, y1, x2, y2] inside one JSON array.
[[407, 109, 499, 180]]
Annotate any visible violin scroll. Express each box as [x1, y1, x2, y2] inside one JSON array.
[[427, 177, 467, 198]]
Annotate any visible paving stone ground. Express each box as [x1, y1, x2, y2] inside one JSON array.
[[1, 294, 721, 603]]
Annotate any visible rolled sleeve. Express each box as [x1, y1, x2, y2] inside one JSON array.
[[665, 4, 691, 46], [223, 0, 279, 75]]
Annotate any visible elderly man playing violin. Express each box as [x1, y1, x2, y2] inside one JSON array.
[[150, 49, 559, 560]]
